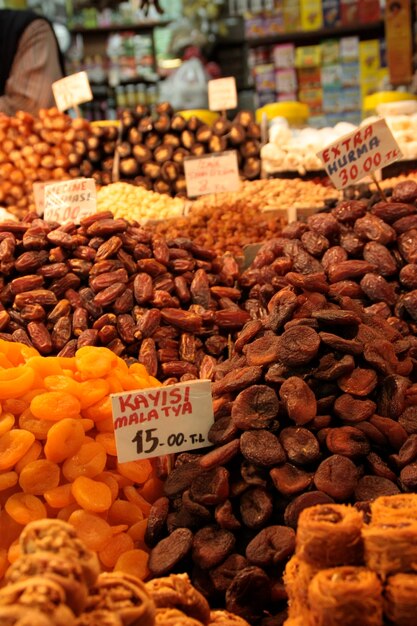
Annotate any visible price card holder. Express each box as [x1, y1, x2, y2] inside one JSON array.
[[44, 178, 97, 224], [52, 71, 93, 113], [208, 77, 238, 112], [317, 118, 403, 190], [111, 380, 214, 463], [184, 150, 241, 198]]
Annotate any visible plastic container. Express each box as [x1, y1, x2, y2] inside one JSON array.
[[177, 110, 219, 126], [363, 91, 417, 116], [256, 101, 309, 126]]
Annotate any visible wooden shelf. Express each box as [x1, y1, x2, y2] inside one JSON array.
[[218, 19, 384, 48], [70, 19, 170, 34]]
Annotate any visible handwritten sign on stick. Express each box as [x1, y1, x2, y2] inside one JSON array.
[[208, 77, 238, 111], [43, 178, 97, 224], [184, 151, 241, 198], [111, 380, 214, 463], [52, 71, 93, 112], [317, 118, 402, 189]]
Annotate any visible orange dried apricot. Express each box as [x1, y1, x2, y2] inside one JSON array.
[[18, 409, 52, 440], [44, 483, 75, 509], [68, 510, 112, 551], [44, 374, 81, 396], [108, 499, 143, 526], [0, 429, 35, 471], [78, 379, 110, 410], [0, 413, 15, 437], [127, 518, 148, 542], [98, 532, 134, 569], [95, 432, 117, 456], [2, 399, 28, 416], [0, 366, 35, 399], [7, 540, 21, 564], [14, 440, 42, 473], [76, 346, 118, 379], [0, 471, 18, 492], [5, 492, 46, 525], [115, 549, 150, 580], [30, 391, 81, 422], [82, 396, 112, 423], [117, 460, 153, 485], [62, 441, 107, 481], [18, 459, 60, 495], [123, 486, 152, 516], [71, 476, 112, 513], [44, 418, 85, 463]]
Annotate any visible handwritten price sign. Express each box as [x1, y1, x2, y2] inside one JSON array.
[[111, 380, 214, 462], [44, 178, 97, 224], [184, 151, 241, 198], [317, 118, 403, 189], [52, 71, 93, 112], [208, 77, 238, 111]]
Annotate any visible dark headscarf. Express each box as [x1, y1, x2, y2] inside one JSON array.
[[0, 9, 65, 96]]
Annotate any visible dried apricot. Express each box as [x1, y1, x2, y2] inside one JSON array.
[[71, 476, 112, 512], [0, 430, 35, 471], [44, 418, 85, 463], [5, 492, 46, 524], [30, 391, 81, 421], [18, 459, 60, 495]]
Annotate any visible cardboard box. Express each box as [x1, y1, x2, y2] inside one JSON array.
[[256, 92, 276, 107], [277, 91, 299, 102], [359, 39, 380, 77], [275, 68, 298, 93], [358, 0, 381, 23], [254, 64, 276, 92], [340, 0, 358, 24], [273, 43, 296, 69], [341, 61, 360, 86], [322, 0, 341, 27], [266, 10, 285, 35], [340, 36, 359, 61], [297, 66, 322, 87], [321, 64, 342, 88], [295, 45, 322, 68], [321, 39, 340, 65], [283, 0, 300, 31], [300, 0, 323, 30]]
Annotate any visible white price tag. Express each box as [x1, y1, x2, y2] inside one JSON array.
[[52, 71, 93, 112], [184, 151, 241, 198], [111, 380, 214, 463], [44, 178, 97, 224], [208, 77, 238, 112], [317, 118, 403, 189]]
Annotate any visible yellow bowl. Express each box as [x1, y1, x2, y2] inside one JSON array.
[[256, 102, 310, 126], [91, 120, 120, 127], [178, 109, 219, 126], [364, 91, 417, 113]]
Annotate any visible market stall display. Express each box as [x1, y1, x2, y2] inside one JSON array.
[[146, 178, 417, 622], [97, 182, 185, 223], [156, 178, 340, 257]]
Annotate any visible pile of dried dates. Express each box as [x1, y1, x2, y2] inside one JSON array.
[[146, 180, 417, 624]]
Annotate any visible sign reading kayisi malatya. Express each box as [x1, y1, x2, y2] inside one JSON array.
[[111, 381, 214, 463]]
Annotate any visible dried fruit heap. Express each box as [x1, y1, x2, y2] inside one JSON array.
[[146, 180, 417, 624]]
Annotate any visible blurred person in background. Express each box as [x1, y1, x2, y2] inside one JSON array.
[[0, 9, 65, 117]]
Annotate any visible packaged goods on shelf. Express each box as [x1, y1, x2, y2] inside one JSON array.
[[156, 178, 340, 257], [147, 178, 417, 622]]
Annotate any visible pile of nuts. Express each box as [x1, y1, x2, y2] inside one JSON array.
[[145, 179, 417, 624], [97, 182, 185, 224], [155, 179, 340, 257], [0, 211, 250, 383]]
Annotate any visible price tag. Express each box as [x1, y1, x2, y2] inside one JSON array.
[[208, 77, 238, 111], [33, 180, 54, 216], [44, 178, 97, 224], [317, 118, 403, 189], [52, 71, 93, 112], [184, 151, 241, 198], [111, 380, 214, 463]]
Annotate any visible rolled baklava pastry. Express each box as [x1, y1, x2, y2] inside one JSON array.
[[308, 566, 383, 626], [0, 606, 55, 626], [155, 608, 203, 626], [363, 520, 417, 578], [5, 552, 88, 615], [85, 572, 155, 626], [283, 555, 317, 619], [371, 494, 417, 524], [209, 610, 251, 626], [19, 519, 100, 587], [384, 573, 417, 626], [0, 576, 76, 626], [145, 574, 210, 624], [74, 610, 123, 626], [296, 504, 364, 568]]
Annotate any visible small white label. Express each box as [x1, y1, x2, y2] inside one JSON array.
[[43, 178, 97, 224], [317, 118, 403, 189], [52, 71, 93, 112], [184, 150, 241, 198], [208, 77, 238, 111], [111, 380, 214, 463]]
